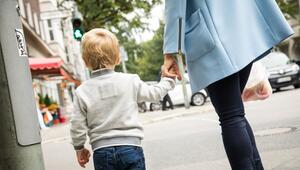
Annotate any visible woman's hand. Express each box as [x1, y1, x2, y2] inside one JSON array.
[[162, 54, 182, 80]]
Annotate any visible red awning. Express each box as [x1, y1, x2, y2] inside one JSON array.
[[29, 58, 63, 70], [60, 68, 81, 87], [29, 57, 81, 86]]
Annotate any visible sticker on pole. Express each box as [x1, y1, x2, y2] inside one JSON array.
[[15, 29, 28, 57]]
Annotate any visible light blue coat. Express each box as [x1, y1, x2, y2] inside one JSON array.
[[163, 0, 294, 93]]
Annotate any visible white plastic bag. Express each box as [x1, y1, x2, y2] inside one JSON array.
[[242, 61, 272, 102]]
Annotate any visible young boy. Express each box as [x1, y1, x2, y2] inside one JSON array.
[[70, 28, 176, 170]]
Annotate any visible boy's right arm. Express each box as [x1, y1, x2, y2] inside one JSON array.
[[70, 91, 88, 151], [76, 148, 91, 168]]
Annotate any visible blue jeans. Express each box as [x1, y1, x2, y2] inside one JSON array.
[[207, 62, 264, 170], [93, 145, 146, 170]]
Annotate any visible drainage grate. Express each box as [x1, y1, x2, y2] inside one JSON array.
[[254, 127, 297, 137]]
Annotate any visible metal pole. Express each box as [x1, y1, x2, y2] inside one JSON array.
[[177, 18, 190, 109], [120, 46, 128, 73], [0, 0, 45, 169], [122, 59, 128, 73]]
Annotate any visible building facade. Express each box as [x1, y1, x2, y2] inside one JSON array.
[[17, 0, 88, 120]]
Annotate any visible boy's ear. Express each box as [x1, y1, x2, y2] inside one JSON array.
[[116, 54, 121, 65], [85, 64, 92, 71]]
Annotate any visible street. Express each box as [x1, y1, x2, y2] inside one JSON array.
[[1, 0, 300, 169], [41, 87, 300, 170]]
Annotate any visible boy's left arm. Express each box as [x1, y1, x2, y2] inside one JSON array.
[[134, 72, 175, 103]]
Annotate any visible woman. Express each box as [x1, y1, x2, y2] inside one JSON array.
[[162, 0, 293, 169]]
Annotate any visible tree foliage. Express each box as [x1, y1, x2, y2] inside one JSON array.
[[75, 0, 163, 80], [116, 22, 164, 81], [76, 0, 299, 81], [277, 0, 299, 19], [136, 22, 164, 81], [75, 0, 161, 42]]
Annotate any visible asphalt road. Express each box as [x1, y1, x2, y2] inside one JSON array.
[[42, 87, 300, 170], [143, 87, 300, 170]]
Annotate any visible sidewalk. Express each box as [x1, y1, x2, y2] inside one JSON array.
[[140, 103, 214, 125], [41, 103, 214, 143]]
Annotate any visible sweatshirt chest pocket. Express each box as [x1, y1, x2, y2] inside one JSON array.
[[185, 9, 216, 61]]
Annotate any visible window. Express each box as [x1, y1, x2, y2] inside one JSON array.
[[47, 20, 52, 27], [26, 3, 33, 27], [47, 20, 55, 41], [49, 31, 54, 41]]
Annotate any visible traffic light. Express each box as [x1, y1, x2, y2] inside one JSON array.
[[72, 18, 84, 41]]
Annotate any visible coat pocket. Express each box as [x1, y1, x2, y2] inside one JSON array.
[[185, 9, 216, 61]]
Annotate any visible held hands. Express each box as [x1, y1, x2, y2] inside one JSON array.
[[76, 148, 91, 168], [162, 54, 182, 80]]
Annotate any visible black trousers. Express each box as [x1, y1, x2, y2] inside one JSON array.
[[207, 62, 264, 170], [162, 94, 174, 110]]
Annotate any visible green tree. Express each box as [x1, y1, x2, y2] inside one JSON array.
[[114, 38, 142, 74], [75, 0, 163, 78], [75, 0, 161, 42], [135, 21, 165, 81], [115, 22, 164, 81], [277, 0, 299, 19]]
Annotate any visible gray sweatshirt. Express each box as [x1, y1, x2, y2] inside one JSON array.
[[70, 69, 175, 151]]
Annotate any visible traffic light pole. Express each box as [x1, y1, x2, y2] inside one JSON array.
[[0, 0, 45, 169]]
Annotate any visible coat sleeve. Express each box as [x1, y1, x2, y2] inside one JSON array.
[[163, 0, 187, 55]]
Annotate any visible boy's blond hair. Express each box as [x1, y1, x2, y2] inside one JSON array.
[[81, 28, 120, 70]]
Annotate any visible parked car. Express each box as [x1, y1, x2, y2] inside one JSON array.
[[143, 74, 208, 111], [260, 52, 300, 91], [292, 60, 300, 68]]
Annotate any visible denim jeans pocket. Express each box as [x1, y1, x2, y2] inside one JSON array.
[[119, 146, 145, 170], [93, 150, 108, 170]]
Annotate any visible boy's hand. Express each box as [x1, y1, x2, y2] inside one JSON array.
[[76, 148, 91, 168]]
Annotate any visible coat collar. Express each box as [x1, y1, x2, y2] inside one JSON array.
[[91, 68, 115, 78]]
